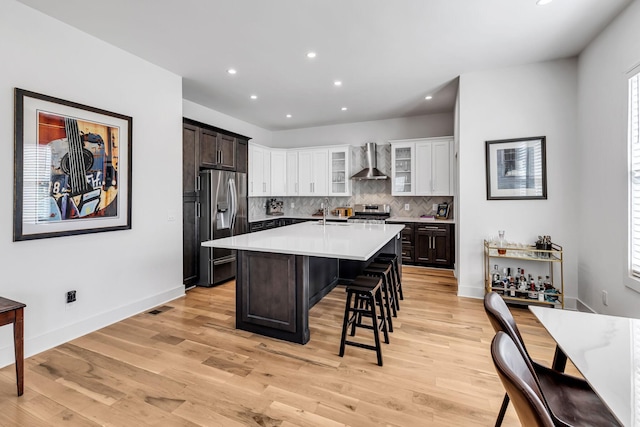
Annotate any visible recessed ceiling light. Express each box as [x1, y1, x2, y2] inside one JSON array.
[[227, 68, 237, 75], [425, 95, 433, 100], [341, 107, 348, 111], [307, 52, 317, 58], [536, 0, 553, 5], [250, 95, 258, 100], [286, 114, 292, 118], [334, 81, 342, 86]]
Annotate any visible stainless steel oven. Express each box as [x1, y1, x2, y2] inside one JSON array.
[[347, 204, 390, 224]]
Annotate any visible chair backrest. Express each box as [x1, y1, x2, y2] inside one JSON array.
[[491, 332, 555, 427], [484, 292, 532, 359]]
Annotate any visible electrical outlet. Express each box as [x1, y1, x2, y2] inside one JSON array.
[[66, 290, 77, 304], [602, 290, 608, 306], [290, 202, 295, 209], [432, 203, 439, 212], [404, 203, 410, 211]]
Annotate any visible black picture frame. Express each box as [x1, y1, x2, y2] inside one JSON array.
[[13, 88, 132, 241], [436, 203, 449, 219], [485, 136, 547, 200]]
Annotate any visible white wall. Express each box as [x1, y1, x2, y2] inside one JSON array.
[[0, 0, 184, 367], [183, 100, 272, 146], [270, 113, 454, 148], [457, 59, 579, 305], [577, 0, 640, 316]]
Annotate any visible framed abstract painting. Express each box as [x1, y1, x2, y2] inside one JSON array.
[[13, 88, 132, 241]]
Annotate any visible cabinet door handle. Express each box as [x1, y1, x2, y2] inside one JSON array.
[[420, 226, 439, 231], [196, 176, 200, 191], [196, 202, 201, 218], [219, 150, 223, 164], [263, 182, 266, 192], [295, 183, 298, 193]]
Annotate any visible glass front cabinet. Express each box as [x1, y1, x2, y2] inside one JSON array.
[[328, 147, 351, 196], [390, 142, 414, 195]]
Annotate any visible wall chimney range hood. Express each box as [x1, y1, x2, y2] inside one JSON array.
[[351, 142, 388, 180]]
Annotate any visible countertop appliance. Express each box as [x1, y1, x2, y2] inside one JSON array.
[[347, 203, 390, 224], [199, 169, 247, 287], [266, 198, 284, 215]]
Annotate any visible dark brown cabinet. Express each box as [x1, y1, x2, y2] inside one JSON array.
[[182, 123, 200, 286], [236, 139, 248, 174], [401, 223, 415, 263], [182, 118, 250, 286], [415, 224, 453, 268], [200, 129, 236, 170], [199, 128, 218, 167], [182, 123, 199, 196], [392, 221, 454, 269], [183, 198, 199, 286]]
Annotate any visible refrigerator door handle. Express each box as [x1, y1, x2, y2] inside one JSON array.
[[229, 177, 237, 235]]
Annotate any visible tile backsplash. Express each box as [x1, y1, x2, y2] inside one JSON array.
[[249, 144, 454, 219]]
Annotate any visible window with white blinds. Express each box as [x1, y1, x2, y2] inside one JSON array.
[[629, 71, 640, 279]]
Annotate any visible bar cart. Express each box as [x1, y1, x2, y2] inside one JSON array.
[[483, 240, 564, 309]]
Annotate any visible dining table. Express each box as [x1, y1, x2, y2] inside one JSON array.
[[529, 305, 639, 427]]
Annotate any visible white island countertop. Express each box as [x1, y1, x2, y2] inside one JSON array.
[[202, 222, 404, 261]]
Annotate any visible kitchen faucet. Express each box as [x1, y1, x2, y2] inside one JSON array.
[[322, 197, 329, 225]]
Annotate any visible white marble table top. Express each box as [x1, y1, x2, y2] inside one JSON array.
[[529, 306, 639, 426], [202, 221, 404, 261]]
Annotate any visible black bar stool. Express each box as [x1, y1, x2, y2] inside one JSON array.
[[375, 253, 404, 306], [339, 275, 389, 366], [363, 262, 396, 331]]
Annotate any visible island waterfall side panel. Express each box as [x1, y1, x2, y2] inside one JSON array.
[[238, 251, 298, 333]]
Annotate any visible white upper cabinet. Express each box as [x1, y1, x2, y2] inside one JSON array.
[[391, 142, 415, 195], [249, 144, 350, 197], [270, 149, 287, 197], [286, 150, 299, 196], [298, 149, 328, 196], [328, 147, 351, 196], [390, 137, 453, 196], [248, 143, 271, 197], [428, 140, 452, 195]]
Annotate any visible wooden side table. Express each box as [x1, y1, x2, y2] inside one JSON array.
[[0, 297, 26, 396]]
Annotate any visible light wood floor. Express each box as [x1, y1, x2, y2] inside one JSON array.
[[0, 266, 579, 426]]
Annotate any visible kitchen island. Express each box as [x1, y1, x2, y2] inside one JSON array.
[[202, 221, 404, 344]]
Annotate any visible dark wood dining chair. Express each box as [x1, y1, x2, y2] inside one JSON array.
[[491, 331, 555, 427], [484, 292, 621, 427]]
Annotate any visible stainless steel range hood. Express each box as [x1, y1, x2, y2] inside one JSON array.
[[351, 142, 388, 180]]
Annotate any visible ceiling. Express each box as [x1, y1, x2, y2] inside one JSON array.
[[18, 0, 632, 131]]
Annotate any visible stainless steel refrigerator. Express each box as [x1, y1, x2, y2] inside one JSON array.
[[198, 170, 247, 287]]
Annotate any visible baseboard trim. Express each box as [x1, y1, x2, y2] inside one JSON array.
[[0, 286, 185, 369], [575, 298, 597, 313], [457, 285, 484, 299]]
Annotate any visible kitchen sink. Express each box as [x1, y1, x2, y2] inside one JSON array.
[[314, 221, 350, 226]]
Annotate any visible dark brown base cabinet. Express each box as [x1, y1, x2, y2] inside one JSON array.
[[249, 218, 310, 232], [183, 197, 199, 286], [182, 118, 250, 286], [399, 222, 454, 269]]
